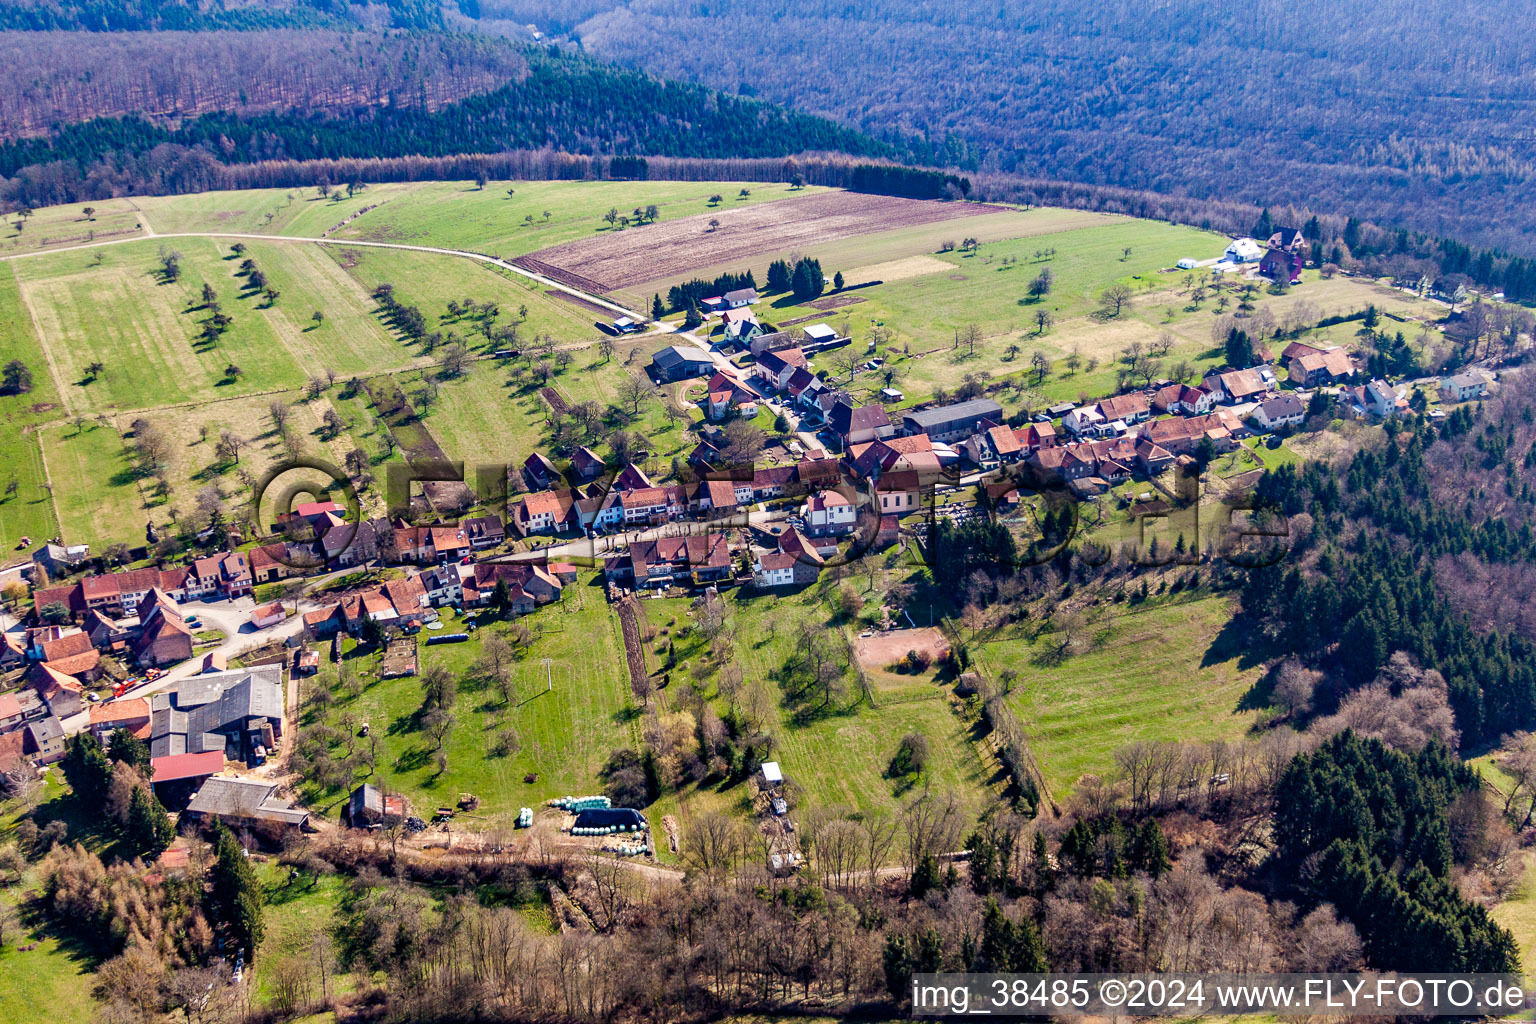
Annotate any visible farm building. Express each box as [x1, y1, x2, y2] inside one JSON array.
[[185, 776, 310, 831], [611, 316, 642, 334], [648, 345, 714, 383], [899, 398, 1003, 443], [148, 750, 225, 808], [148, 665, 284, 765], [346, 783, 407, 827]]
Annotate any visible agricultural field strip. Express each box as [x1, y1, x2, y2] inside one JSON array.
[[0, 229, 642, 321], [519, 191, 1007, 291]]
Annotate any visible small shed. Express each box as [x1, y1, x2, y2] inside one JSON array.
[[612, 316, 641, 334], [761, 761, 784, 786], [880, 387, 904, 402]]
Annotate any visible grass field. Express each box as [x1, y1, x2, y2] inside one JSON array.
[[0, 262, 62, 550], [40, 387, 363, 547], [970, 593, 1272, 796], [13, 239, 310, 412], [411, 336, 694, 476], [136, 182, 425, 238], [299, 582, 641, 823], [639, 574, 998, 834], [0, 197, 148, 258], [325, 243, 596, 350], [328, 179, 820, 257]]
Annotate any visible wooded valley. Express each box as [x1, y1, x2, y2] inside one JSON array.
[[572, 0, 1536, 253]]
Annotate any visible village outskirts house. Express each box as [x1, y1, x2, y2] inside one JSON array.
[[1253, 393, 1307, 431], [1439, 370, 1491, 403]]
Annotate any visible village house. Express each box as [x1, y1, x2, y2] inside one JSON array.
[[1149, 382, 1214, 416], [754, 527, 823, 588], [522, 452, 562, 491], [875, 470, 924, 517], [512, 489, 575, 535], [1016, 421, 1058, 453], [704, 369, 762, 421], [463, 514, 506, 549], [571, 445, 606, 481], [1439, 370, 1491, 403], [964, 424, 1022, 469], [750, 465, 797, 501], [0, 691, 26, 733], [35, 627, 103, 682], [828, 399, 895, 447], [134, 590, 195, 668], [1260, 227, 1310, 283], [1061, 405, 1105, 437], [621, 485, 687, 524], [848, 434, 941, 481], [1138, 409, 1246, 455], [1282, 341, 1354, 386], [604, 534, 732, 589], [27, 662, 83, 719], [1097, 391, 1153, 424], [1205, 366, 1276, 404], [1341, 379, 1408, 420], [1253, 393, 1307, 431], [802, 489, 858, 536], [752, 347, 808, 390], [23, 716, 67, 765]]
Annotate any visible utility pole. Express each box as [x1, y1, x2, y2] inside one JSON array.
[[543, 657, 552, 693]]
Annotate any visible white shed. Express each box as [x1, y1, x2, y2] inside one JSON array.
[[760, 761, 783, 785]]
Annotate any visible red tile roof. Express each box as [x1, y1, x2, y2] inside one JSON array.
[[150, 750, 225, 782]]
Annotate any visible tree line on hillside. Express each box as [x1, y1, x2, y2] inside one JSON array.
[[572, 0, 1536, 254], [0, 30, 529, 137]]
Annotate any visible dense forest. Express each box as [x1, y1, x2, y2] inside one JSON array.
[[0, 30, 529, 136], [571, 0, 1536, 254], [1243, 374, 1536, 749], [0, 0, 445, 31], [0, 45, 891, 208]]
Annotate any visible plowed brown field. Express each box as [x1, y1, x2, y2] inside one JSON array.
[[518, 191, 1002, 292]]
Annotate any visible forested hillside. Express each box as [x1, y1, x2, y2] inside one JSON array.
[[0, 31, 528, 136], [1244, 377, 1536, 749], [0, 0, 444, 31], [571, 0, 1536, 253], [0, 45, 891, 208]]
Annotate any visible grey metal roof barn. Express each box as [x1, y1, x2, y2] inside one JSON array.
[[185, 776, 309, 827], [149, 665, 284, 761], [900, 398, 1003, 438]]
